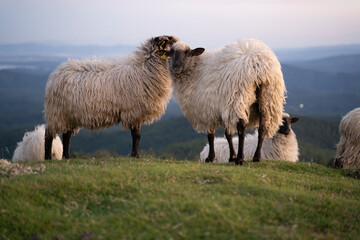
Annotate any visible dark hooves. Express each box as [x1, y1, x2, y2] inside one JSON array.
[[253, 158, 260, 162], [205, 157, 215, 163], [131, 153, 141, 158], [229, 157, 237, 163], [235, 159, 244, 165]]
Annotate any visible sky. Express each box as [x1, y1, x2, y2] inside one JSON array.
[[0, 0, 360, 49]]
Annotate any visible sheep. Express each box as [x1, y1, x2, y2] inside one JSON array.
[[334, 107, 360, 169], [44, 35, 179, 160], [12, 124, 62, 161], [162, 39, 286, 165], [200, 113, 299, 163]]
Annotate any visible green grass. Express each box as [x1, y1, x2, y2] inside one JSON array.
[[1, 158, 359, 239]]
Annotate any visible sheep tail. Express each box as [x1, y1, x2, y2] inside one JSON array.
[[258, 75, 287, 138]]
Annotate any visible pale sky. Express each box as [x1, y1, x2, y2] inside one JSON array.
[[0, 0, 359, 49]]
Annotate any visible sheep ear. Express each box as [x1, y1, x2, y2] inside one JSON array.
[[291, 117, 299, 123], [190, 48, 205, 56]]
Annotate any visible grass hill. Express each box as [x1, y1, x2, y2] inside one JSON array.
[[1, 158, 359, 239]]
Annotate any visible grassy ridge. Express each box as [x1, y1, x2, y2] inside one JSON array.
[[1, 158, 359, 239]]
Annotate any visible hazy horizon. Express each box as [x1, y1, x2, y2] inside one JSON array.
[[1, 0, 360, 49]]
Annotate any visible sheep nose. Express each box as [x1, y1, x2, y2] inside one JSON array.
[[172, 64, 182, 73]]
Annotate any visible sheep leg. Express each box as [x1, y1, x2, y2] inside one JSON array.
[[235, 119, 246, 165], [44, 128, 53, 160], [62, 131, 72, 159], [131, 126, 141, 158], [225, 130, 237, 162], [205, 132, 216, 163], [253, 114, 265, 162]]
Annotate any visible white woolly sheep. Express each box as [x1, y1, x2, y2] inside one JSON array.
[[163, 39, 286, 165], [12, 124, 62, 161], [44, 35, 179, 159], [200, 113, 299, 163], [334, 107, 360, 169]]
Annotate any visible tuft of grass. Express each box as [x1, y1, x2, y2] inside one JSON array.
[[0, 158, 359, 239]]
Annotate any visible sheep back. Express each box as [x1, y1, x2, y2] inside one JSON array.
[[12, 124, 63, 161], [45, 48, 172, 136]]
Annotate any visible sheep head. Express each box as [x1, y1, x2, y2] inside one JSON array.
[[162, 41, 205, 74], [278, 113, 299, 135], [153, 35, 179, 52]]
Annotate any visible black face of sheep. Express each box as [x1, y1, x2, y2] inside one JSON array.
[[278, 116, 299, 135], [162, 43, 205, 73]]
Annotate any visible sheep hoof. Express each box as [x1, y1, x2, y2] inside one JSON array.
[[205, 157, 215, 163], [253, 158, 260, 162], [131, 153, 141, 158], [235, 159, 244, 165], [229, 157, 237, 162]]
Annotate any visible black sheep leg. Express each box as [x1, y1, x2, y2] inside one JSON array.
[[253, 114, 265, 162], [235, 119, 246, 165], [225, 130, 237, 162], [205, 132, 215, 163], [62, 131, 72, 159], [44, 127, 53, 160], [131, 126, 141, 158]]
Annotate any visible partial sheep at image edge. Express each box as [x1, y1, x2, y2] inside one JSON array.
[[334, 107, 360, 169]]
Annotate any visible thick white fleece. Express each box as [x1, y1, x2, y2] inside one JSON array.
[[170, 39, 286, 137], [12, 125, 63, 161], [335, 107, 360, 169]]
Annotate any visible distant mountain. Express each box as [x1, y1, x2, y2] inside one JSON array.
[[2, 42, 360, 63], [0, 42, 135, 57], [275, 44, 360, 62], [291, 54, 360, 74], [282, 64, 360, 118], [0, 70, 47, 129]]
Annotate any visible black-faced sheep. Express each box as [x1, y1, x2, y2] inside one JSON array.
[[200, 113, 299, 163], [44, 35, 179, 159], [334, 107, 360, 169], [163, 39, 286, 165]]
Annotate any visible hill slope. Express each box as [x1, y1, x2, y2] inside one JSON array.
[[0, 158, 359, 239]]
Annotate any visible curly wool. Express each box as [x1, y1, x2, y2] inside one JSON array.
[[45, 36, 178, 136], [171, 39, 286, 136], [335, 107, 360, 169], [12, 125, 62, 161], [200, 128, 299, 163]]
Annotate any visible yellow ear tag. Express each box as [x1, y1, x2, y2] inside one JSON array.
[[159, 40, 165, 47], [161, 53, 167, 60]]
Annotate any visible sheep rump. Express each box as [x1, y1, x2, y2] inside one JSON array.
[[171, 39, 286, 137], [12, 124, 62, 161], [334, 107, 360, 169]]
